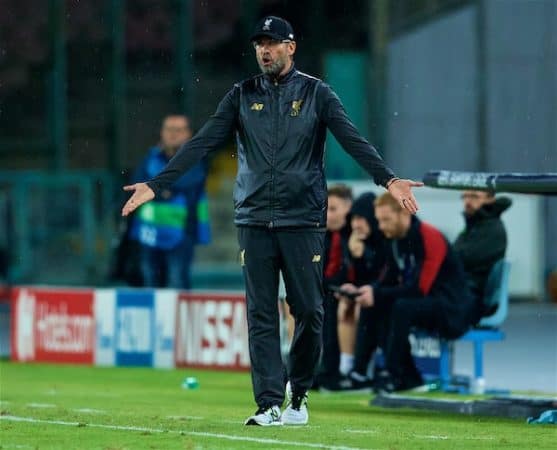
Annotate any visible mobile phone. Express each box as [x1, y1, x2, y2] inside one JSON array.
[[328, 285, 358, 301]]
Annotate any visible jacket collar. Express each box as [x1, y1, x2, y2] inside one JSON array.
[[463, 196, 512, 226], [264, 63, 297, 85]]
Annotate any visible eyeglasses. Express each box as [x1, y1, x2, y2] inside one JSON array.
[[252, 39, 293, 49]]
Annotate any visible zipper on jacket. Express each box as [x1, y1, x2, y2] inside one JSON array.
[[269, 81, 280, 227]]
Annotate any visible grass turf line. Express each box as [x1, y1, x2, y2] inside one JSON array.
[[0, 362, 555, 449]]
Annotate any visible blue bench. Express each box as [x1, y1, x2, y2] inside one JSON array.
[[439, 259, 511, 391]]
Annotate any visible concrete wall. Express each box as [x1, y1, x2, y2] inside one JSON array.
[[386, 6, 479, 178], [344, 182, 543, 299], [385, 0, 557, 294]]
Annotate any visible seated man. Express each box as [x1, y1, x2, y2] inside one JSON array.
[[342, 193, 476, 392], [330, 192, 390, 390], [453, 190, 511, 319], [318, 184, 354, 386]]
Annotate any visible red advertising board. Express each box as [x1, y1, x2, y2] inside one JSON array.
[[175, 292, 249, 370], [11, 287, 95, 364], [0, 285, 11, 358]]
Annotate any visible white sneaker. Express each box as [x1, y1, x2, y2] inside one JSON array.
[[244, 405, 283, 426], [281, 381, 308, 425]]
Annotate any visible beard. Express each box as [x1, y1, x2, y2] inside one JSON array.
[[258, 56, 287, 77], [463, 206, 475, 217]]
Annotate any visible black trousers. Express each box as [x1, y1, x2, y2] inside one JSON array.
[[318, 291, 341, 381], [352, 299, 393, 376], [385, 297, 441, 381], [238, 226, 325, 408]]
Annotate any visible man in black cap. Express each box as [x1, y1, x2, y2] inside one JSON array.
[[122, 16, 422, 426]]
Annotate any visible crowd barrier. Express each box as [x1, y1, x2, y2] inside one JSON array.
[[0, 286, 10, 357], [9, 286, 249, 370], [7, 286, 443, 378]]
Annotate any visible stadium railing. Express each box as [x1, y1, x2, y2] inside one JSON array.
[[0, 170, 115, 285]]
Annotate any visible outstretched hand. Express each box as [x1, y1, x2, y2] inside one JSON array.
[[121, 183, 155, 216], [387, 179, 424, 214]]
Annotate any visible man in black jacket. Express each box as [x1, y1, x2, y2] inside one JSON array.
[[454, 191, 511, 319], [122, 16, 422, 426]]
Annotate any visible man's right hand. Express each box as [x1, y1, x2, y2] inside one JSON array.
[[121, 183, 155, 216], [355, 285, 374, 308]]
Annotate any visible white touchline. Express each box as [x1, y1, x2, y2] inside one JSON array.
[[186, 431, 366, 449], [165, 415, 204, 420], [26, 403, 56, 408], [413, 435, 449, 440], [344, 429, 378, 434], [461, 436, 496, 441], [412, 434, 495, 441], [1, 444, 34, 449], [0, 416, 371, 450], [72, 409, 107, 414]]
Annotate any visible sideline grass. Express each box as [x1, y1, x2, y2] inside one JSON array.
[[1, 362, 555, 449]]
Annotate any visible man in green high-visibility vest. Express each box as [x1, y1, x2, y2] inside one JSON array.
[[129, 114, 211, 289]]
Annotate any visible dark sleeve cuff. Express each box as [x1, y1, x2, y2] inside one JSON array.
[[383, 176, 399, 189], [146, 181, 162, 199]]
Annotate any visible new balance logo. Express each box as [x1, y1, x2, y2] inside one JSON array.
[[251, 103, 264, 111], [312, 255, 321, 263]]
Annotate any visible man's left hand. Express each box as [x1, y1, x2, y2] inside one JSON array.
[[387, 179, 424, 214], [355, 285, 374, 308]]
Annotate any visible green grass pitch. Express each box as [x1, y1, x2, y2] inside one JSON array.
[[1, 362, 555, 449]]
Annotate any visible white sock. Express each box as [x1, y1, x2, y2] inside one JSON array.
[[339, 353, 354, 376]]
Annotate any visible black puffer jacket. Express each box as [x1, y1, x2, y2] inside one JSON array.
[[454, 197, 511, 303], [147, 66, 395, 228], [348, 192, 389, 285]]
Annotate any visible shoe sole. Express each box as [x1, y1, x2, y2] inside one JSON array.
[[319, 386, 372, 394], [244, 418, 283, 426]]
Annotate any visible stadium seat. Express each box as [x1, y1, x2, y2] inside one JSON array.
[[478, 259, 512, 328], [439, 260, 511, 392]]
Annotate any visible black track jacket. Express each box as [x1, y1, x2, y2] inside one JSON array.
[[147, 66, 395, 228], [374, 217, 476, 338]]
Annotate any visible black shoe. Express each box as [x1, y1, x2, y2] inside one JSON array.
[[320, 373, 373, 392], [372, 370, 391, 393], [374, 373, 424, 394]]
